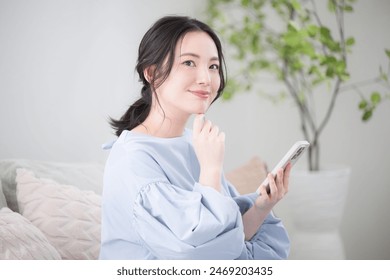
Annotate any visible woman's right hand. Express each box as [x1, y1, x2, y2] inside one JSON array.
[[192, 114, 225, 192]]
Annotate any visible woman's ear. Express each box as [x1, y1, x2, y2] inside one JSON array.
[[143, 65, 156, 84]]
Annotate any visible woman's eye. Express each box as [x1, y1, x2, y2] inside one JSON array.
[[210, 64, 219, 70], [183, 60, 195, 67]]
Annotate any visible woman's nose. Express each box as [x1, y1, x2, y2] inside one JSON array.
[[197, 67, 211, 85]]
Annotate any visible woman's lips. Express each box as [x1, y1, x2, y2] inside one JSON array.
[[190, 90, 210, 99]]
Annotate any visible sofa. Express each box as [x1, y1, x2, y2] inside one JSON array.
[[0, 157, 266, 260]]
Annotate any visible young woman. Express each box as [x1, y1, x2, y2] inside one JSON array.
[[99, 15, 291, 260]]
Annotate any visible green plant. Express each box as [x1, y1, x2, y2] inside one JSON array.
[[206, 0, 390, 170]]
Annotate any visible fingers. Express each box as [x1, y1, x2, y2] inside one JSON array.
[[255, 165, 291, 211], [267, 167, 288, 199], [202, 119, 213, 134], [209, 123, 219, 137], [283, 163, 291, 194], [257, 183, 269, 198], [193, 114, 205, 134], [192, 115, 226, 178], [193, 114, 224, 139], [267, 173, 278, 198]]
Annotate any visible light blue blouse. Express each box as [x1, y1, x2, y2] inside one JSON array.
[[99, 129, 290, 260]]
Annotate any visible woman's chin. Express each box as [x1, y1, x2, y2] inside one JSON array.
[[194, 106, 209, 115]]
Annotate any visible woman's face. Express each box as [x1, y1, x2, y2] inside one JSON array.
[[154, 31, 221, 119]]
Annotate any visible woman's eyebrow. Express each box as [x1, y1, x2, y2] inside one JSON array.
[[180, 52, 219, 61]]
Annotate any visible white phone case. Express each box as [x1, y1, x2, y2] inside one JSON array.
[[256, 140, 310, 195]]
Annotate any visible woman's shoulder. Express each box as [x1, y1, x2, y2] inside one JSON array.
[[119, 128, 191, 144], [111, 129, 193, 158], [105, 128, 196, 184]]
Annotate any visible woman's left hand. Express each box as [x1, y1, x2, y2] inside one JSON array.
[[254, 163, 292, 212]]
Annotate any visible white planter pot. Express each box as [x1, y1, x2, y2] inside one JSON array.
[[287, 166, 351, 259]]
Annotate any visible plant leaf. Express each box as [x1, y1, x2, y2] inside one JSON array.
[[385, 49, 390, 59], [371, 92, 381, 105], [307, 24, 318, 37], [344, 5, 353, 12], [288, 20, 300, 32], [358, 100, 368, 109], [362, 110, 373, 121], [346, 37, 355, 46]]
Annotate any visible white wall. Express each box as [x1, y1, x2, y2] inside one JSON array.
[[1, 0, 389, 259], [0, 0, 203, 162]]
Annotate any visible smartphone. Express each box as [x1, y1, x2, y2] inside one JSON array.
[[256, 140, 310, 195]]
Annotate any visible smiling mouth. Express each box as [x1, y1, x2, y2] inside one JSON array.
[[190, 90, 210, 99]]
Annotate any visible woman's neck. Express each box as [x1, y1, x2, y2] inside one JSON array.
[[132, 106, 189, 138]]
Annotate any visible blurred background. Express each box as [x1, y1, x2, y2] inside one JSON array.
[[0, 0, 389, 259]]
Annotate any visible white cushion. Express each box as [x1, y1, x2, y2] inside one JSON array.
[[0, 181, 7, 209], [0, 159, 104, 212], [16, 168, 101, 260], [0, 207, 61, 260]]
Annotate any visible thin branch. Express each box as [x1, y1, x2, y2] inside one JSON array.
[[282, 61, 317, 136], [298, 67, 317, 125], [387, 61, 390, 77], [334, 0, 347, 62], [339, 77, 382, 92], [317, 77, 342, 136], [317, 1, 346, 137], [308, 0, 329, 57]]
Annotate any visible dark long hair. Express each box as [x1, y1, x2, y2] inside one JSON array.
[[110, 16, 227, 137]]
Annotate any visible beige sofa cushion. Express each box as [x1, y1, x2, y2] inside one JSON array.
[[16, 168, 101, 260], [0, 159, 104, 213], [226, 156, 267, 195], [0, 181, 7, 209], [0, 207, 61, 260]]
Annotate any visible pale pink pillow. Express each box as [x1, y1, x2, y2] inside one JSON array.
[[16, 168, 101, 260], [0, 207, 61, 259], [226, 156, 267, 194]]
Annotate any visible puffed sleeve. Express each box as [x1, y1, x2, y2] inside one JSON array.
[[227, 184, 290, 260], [239, 210, 290, 259], [133, 182, 246, 259]]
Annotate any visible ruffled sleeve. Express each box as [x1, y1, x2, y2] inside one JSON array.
[[239, 210, 290, 259], [227, 184, 290, 260], [133, 182, 246, 259]]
